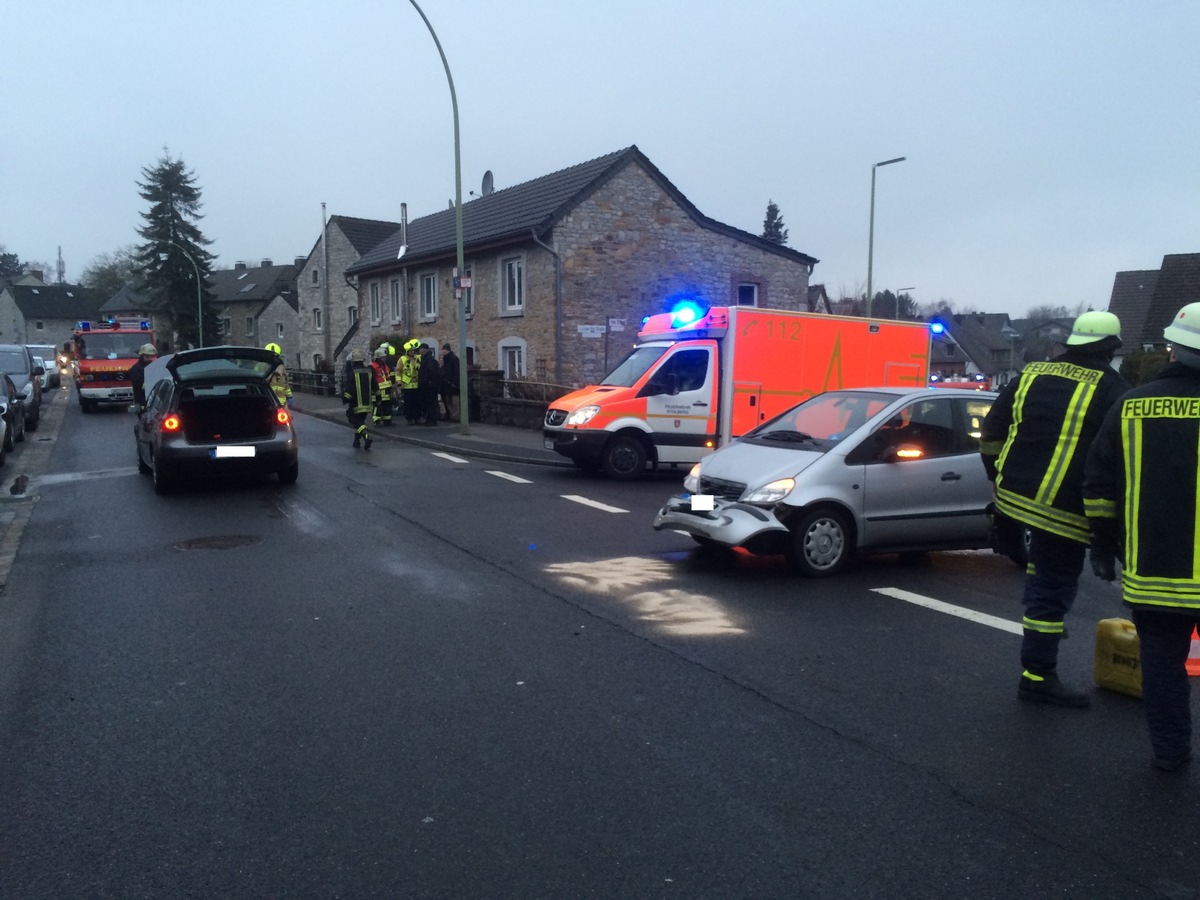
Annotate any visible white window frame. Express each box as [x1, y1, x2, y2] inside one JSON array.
[[348, 306, 358, 326], [500, 255, 524, 315], [276, 322, 284, 339], [313, 308, 323, 331], [245, 315, 254, 336], [369, 281, 381, 324], [498, 337, 527, 378], [389, 278, 402, 323], [419, 271, 438, 322]]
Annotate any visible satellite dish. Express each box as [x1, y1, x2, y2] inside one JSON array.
[[482, 170, 494, 196], [396, 245, 407, 260]]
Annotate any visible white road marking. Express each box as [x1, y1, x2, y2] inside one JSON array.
[[561, 494, 629, 514], [432, 451, 469, 463], [487, 470, 532, 484], [872, 587, 1023, 635]]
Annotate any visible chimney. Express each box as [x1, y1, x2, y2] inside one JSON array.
[[294, 256, 306, 269], [234, 261, 247, 271], [260, 258, 273, 268]]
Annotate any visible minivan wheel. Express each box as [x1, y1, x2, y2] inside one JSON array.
[[601, 435, 647, 480], [786, 508, 851, 577]]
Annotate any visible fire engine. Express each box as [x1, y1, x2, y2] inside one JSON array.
[[72, 318, 155, 412], [543, 303, 933, 479]]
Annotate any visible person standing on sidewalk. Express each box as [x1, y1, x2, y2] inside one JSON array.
[[1085, 302, 1200, 771], [398, 339, 421, 424], [418, 343, 441, 426], [370, 345, 394, 427], [980, 310, 1128, 707], [343, 350, 376, 450], [439, 343, 460, 421]]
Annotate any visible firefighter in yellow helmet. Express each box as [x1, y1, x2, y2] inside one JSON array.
[[370, 344, 395, 426], [398, 338, 422, 424], [980, 310, 1128, 707], [342, 349, 376, 449], [1085, 301, 1200, 770], [264, 342, 292, 408]]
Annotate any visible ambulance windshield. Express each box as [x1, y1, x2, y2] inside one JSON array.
[[600, 345, 665, 387]]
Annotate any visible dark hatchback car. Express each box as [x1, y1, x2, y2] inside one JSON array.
[[133, 346, 298, 494], [0, 343, 43, 432], [0, 373, 27, 463]]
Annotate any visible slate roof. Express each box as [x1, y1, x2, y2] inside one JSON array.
[[6, 283, 104, 320], [209, 262, 298, 312], [1105, 269, 1160, 347], [347, 146, 819, 277], [1142, 253, 1200, 346], [100, 282, 159, 315], [335, 215, 403, 256], [931, 308, 1024, 377]]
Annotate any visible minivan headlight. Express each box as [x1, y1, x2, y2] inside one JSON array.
[[744, 478, 796, 504], [565, 405, 600, 426]]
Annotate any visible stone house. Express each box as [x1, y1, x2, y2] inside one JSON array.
[[0, 274, 104, 352], [929, 308, 1029, 388], [296, 215, 401, 371], [1106, 253, 1200, 351], [207, 259, 300, 362], [344, 146, 819, 387]]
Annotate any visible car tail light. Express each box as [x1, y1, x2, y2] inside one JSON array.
[[276, 408, 291, 426], [161, 414, 181, 433]]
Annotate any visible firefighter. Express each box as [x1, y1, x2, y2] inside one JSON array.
[[1085, 302, 1200, 770], [342, 350, 376, 450], [129, 343, 156, 410], [264, 342, 292, 408], [370, 344, 394, 426], [398, 338, 422, 424], [980, 310, 1128, 707]]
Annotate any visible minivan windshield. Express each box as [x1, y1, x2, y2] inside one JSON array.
[[747, 390, 895, 445], [600, 345, 668, 387]]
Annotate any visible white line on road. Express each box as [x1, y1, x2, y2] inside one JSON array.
[[487, 471, 532, 484], [872, 587, 1024, 635], [431, 451, 470, 464], [561, 494, 629, 514]]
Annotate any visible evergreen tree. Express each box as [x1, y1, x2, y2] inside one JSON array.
[[761, 200, 789, 245], [0, 247, 22, 277], [134, 154, 216, 348]]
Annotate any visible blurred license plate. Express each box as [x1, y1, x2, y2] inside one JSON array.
[[213, 446, 255, 458]]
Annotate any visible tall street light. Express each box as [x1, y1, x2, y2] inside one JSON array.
[[159, 239, 204, 348], [408, 0, 469, 433], [866, 156, 906, 319]]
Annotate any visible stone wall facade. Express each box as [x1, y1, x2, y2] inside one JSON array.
[[297, 223, 371, 371]]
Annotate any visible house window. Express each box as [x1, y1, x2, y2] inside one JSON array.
[[501, 256, 524, 315], [420, 272, 438, 321], [35, 321, 44, 331], [219, 316, 231, 336], [313, 308, 323, 331], [245, 316, 254, 336], [276, 323, 284, 339], [499, 338, 527, 378], [312, 269, 320, 285], [369, 281, 381, 324], [390, 279, 402, 322], [736, 283, 758, 306], [348, 306, 358, 325]]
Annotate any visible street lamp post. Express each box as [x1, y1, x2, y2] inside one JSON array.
[[159, 240, 204, 348], [407, 0, 469, 433], [866, 156, 906, 319]]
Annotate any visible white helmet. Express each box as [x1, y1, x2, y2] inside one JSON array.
[[1164, 302, 1200, 352], [138, 343, 156, 356]]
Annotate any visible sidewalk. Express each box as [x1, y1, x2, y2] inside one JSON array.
[[289, 392, 570, 467]]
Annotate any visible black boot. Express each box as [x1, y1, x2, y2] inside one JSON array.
[[1018, 670, 1090, 707]]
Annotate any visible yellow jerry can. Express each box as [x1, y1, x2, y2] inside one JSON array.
[[1094, 618, 1142, 699]]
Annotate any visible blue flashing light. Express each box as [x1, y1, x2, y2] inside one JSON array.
[[929, 321, 946, 335], [669, 299, 706, 329]]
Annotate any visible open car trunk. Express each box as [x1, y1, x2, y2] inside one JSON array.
[[178, 389, 277, 443]]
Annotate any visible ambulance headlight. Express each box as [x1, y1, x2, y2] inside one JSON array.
[[744, 478, 795, 504], [565, 405, 600, 426], [683, 463, 702, 493]]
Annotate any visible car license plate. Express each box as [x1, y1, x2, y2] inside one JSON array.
[[689, 494, 715, 511], [212, 446, 255, 458]]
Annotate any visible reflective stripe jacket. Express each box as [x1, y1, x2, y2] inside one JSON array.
[[343, 363, 376, 414], [1084, 361, 1200, 610], [980, 349, 1128, 543], [370, 360, 393, 398], [397, 354, 419, 390], [268, 364, 292, 403]]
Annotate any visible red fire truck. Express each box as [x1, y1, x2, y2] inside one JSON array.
[[72, 318, 155, 412]]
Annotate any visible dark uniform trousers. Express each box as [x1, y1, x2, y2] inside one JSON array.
[[1131, 609, 1198, 761], [1021, 529, 1086, 675]]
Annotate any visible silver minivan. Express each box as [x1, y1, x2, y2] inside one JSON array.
[[652, 387, 998, 576]]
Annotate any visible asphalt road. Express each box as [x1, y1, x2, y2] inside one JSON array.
[[1, 396, 1197, 899]]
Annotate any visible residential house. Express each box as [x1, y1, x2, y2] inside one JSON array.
[[207, 259, 300, 363], [344, 146, 819, 387], [1106, 253, 1200, 351], [929, 308, 1028, 388], [296, 215, 401, 371], [99, 283, 164, 346], [0, 276, 104, 352]]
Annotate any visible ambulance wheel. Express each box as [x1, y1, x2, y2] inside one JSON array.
[[601, 435, 646, 480], [786, 507, 851, 577]]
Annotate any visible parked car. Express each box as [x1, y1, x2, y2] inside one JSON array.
[[26, 344, 60, 388], [133, 345, 299, 494], [0, 344, 42, 432], [0, 373, 26, 461], [32, 356, 52, 392], [652, 386, 999, 576]]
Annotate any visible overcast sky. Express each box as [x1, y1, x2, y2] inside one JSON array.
[[5, 0, 1198, 319]]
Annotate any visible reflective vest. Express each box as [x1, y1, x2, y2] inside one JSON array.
[[343, 364, 375, 414], [268, 364, 292, 403], [370, 360, 393, 399], [1085, 362, 1200, 610], [397, 354, 419, 390], [980, 351, 1128, 543]]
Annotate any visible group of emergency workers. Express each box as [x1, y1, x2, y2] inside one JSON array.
[[981, 303, 1200, 772], [340, 339, 456, 451]]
